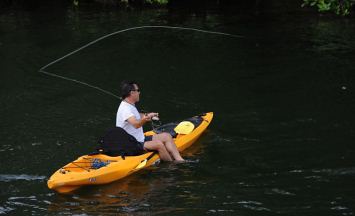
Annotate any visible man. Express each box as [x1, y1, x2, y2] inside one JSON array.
[[116, 80, 184, 162]]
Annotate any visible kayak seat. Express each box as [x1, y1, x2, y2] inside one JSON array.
[[153, 122, 178, 138], [152, 116, 204, 137]]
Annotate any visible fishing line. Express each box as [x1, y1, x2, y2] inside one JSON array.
[[39, 25, 244, 99], [40, 70, 121, 99]]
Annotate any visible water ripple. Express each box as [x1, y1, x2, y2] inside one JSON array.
[[0, 174, 46, 182], [237, 201, 271, 212], [314, 167, 355, 176], [0, 206, 14, 215], [267, 188, 296, 196], [207, 209, 235, 213]]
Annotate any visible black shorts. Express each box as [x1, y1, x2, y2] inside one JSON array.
[[138, 135, 154, 152], [144, 135, 153, 142]]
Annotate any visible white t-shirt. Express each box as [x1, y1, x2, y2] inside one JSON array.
[[116, 101, 145, 142]]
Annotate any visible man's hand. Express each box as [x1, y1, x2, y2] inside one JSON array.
[[128, 113, 159, 129], [147, 112, 159, 118], [144, 112, 159, 121]]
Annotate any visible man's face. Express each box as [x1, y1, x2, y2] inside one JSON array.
[[131, 84, 140, 102]]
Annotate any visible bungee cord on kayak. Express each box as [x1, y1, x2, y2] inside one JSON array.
[[38, 25, 244, 99]]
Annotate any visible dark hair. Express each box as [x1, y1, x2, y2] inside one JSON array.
[[120, 80, 138, 99]]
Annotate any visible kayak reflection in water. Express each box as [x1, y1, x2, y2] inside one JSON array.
[[116, 80, 184, 162]]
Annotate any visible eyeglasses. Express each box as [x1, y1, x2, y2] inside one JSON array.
[[131, 89, 140, 92]]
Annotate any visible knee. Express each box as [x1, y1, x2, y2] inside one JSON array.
[[153, 140, 164, 150], [161, 132, 172, 141]]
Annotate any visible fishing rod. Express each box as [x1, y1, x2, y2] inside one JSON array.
[[38, 25, 243, 99]]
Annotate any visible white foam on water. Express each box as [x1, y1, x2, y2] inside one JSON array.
[[0, 206, 14, 215], [0, 174, 46, 182], [237, 200, 263, 205]]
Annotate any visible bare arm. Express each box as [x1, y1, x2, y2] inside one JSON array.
[[127, 115, 149, 129], [126, 113, 158, 129]]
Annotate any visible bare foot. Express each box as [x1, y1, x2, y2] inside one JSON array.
[[174, 159, 186, 164]]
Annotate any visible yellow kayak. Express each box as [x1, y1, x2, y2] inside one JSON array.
[[47, 112, 213, 193]]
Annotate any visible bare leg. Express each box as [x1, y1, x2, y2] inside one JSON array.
[[153, 133, 184, 161], [143, 140, 173, 161]]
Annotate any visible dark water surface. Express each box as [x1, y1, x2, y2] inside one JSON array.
[[1, 2, 355, 215]]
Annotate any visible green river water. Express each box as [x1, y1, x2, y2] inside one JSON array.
[[1, 2, 355, 215]]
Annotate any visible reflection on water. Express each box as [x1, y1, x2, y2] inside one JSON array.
[[46, 139, 205, 215], [48, 177, 154, 214], [47, 162, 199, 214], [307, 19, 355, 54]]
